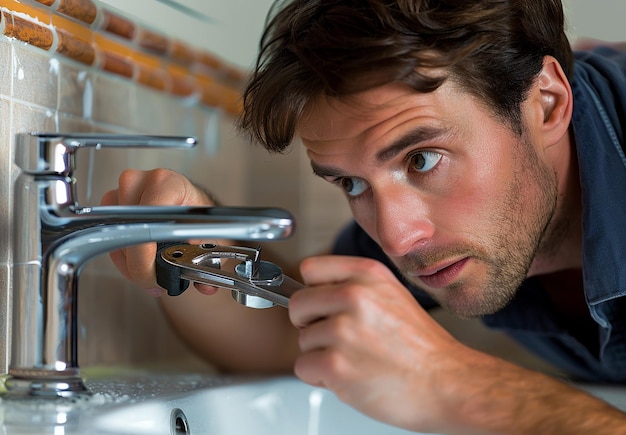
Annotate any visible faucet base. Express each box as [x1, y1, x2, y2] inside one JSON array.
[[4, 375, 90, 398]]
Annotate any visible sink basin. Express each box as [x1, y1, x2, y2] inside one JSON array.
[[1, 372, 625, 435], [91, 376, 419, 435], [0, 373, 419, 435]]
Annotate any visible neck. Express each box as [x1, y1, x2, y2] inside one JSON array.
[[527, 133, 582, 277]]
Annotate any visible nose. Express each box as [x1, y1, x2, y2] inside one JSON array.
[[370, 188, 435, 258]]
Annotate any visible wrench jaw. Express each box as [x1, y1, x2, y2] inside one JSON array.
[[230, 288, 276, 309], [156, 243, 302, 308]]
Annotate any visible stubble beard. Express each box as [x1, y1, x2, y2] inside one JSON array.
[[397, 135, 559, 318]]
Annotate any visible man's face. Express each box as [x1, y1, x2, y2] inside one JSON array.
[[298, 81, 558, 318]]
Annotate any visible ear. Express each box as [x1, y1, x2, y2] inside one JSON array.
[[534, 56, 573, 147]]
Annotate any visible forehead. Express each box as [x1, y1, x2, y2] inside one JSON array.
[[297, 82, 459, 150]]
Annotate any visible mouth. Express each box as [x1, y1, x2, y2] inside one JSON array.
[[409, 258, 469, 289]]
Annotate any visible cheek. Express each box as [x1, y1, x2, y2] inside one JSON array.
[[349, 199, 375, 234], [444, 189, 498, 233], [440, 159, 514, 231], [391, 169, 407, 184]]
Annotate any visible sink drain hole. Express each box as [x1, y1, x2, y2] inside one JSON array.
[[170, 408, 190, 435]]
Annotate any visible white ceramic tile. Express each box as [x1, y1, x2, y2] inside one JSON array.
[[58, 62, 91, 117], [91, 72, 134, 128], [11, 44, 58, 109]]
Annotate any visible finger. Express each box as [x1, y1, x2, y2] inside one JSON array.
[[288, 283, 351, 328], [194, 283, 220, 295], [294, 348, 347, 389], [110, 170, 189, 290], [116, 242, 158, 289], [297, 313, 355, 353], [299, 255, 388, 286], [116, 169, 152, 205], [132, 168, 213, 207], [100, 188, 119, 206], [109, 247, 164, 296], [108, 248, 130, 280], [290, 256, 388, 329], [116, 168, 188, 206], [144, 288, 166, 297]]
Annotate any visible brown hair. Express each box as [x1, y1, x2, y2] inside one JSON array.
[[238, 0, 573, 152]]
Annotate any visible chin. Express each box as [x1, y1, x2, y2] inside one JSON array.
[[439, 302, 488, 319], [435, 288, 515, 319]]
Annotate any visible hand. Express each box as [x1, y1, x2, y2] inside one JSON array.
[[101, 168, 220, 296], [289, 255, 462, 431], [289, 256, 626, 434]]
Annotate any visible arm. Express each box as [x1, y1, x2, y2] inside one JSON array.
[[290, 255, 626, 434], [103, 169, 626, 432], [101, 168, 299, 373]]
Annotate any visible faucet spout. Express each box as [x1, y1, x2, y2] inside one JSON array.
[[5, 133, 296, 398]]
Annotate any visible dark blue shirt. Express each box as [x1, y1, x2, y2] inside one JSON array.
[[332, 48, 626, 383]]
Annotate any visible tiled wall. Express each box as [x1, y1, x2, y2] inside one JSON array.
[[0, 0, 353, 374], [0, 0, 244, 115]]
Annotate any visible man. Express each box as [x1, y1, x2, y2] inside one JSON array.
[[103, 0, 626, 433]]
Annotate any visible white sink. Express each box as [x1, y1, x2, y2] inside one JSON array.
[[0, 374, 421, 435], [91, 376, 420, 435], [1, 373, 625, 435]]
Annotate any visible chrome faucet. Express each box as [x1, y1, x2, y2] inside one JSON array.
[[5, 133, 296, 398]]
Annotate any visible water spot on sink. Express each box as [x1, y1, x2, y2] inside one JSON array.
[[308, 389, 324, 435], [250, 392, 281, 423]]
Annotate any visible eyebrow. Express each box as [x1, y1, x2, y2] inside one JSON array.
[[376, 125, 453, 163], [311, 160, 345, 178], [310, 125, 453, 179]]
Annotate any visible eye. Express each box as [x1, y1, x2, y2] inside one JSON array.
[[339, 177, 369, 197], [409, 151, 442, 172]]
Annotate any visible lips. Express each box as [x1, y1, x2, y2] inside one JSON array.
[[411, 258, 469, 289]]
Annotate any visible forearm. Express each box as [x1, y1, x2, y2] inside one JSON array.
[[444, 346, 626, 435], [159, 288, 299, 374]]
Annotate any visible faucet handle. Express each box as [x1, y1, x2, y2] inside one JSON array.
[[16, 132, 196, 175]]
